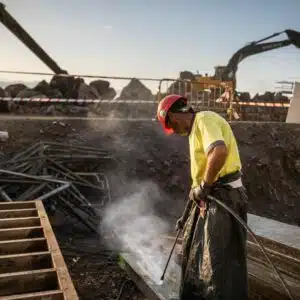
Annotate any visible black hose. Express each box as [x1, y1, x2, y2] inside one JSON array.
[[116, 279, 132, 300], [205, 195, 294, 300]]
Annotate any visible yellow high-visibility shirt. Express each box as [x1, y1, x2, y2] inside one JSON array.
[[189, 111, 242, 188]]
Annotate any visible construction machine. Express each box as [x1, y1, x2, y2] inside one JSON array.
[[0, 2, 86, 101], [0, 2, 66, 75], [218, 29, 300, 87], [188, 29, 300, 98]]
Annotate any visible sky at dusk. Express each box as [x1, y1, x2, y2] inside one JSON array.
[[1, 0, 299, 95]]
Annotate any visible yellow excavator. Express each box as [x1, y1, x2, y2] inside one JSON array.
[[190, 29, 300, 97]]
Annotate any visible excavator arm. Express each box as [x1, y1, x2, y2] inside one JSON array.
[[0, 2, 67, 74], [220, 29, 300, 83]]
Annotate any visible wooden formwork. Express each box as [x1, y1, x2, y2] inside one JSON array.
[[0, 200, 78, 300]]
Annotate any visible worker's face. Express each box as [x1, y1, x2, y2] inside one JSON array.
[[167, 113, 189, 136]]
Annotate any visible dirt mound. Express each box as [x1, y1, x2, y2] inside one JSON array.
[[118, 78, 153, 100], [231, 122, 300, 225]]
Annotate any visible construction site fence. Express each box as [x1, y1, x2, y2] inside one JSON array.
[[0, 96, 289, 122], [0, 73, 291, 122], [158, 78, 229, 110], [0, 97, 290, 106], [157, 78, 289, 122]]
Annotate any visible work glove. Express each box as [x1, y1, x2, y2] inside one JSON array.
[[176, 217, 184, 231], [175, 199, 193, 231], [189, 180, 212, 203]]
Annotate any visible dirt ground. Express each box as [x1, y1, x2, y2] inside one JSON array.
[[0, 116, 299, 299]]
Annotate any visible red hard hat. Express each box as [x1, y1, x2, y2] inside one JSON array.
[[157, 94, 187, 135]]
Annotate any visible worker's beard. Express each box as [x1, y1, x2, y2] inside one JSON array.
[[176, 125, 190, 136], [173, 123, 189, 136], [178, 131, 189, 136]]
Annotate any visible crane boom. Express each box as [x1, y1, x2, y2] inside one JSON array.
[[0, 2, 67, 74], [219, 29, 300, 85]]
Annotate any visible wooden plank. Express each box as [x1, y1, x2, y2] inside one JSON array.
[[0, 252, 52, 273], [0, 202, 36, 210], [0, 290, 64, 300], [248, 234, 300, 260], [247, 241, 300, 279], [35, 200, 79, 300], [0, 269, 58, 297], [0, 238, 48, 255], [0, 209, 38, 219], [247, 258, 300, 300], [248, 274, 287, 300], [0, 217, 41, 229], [0, 227, 44, 241]]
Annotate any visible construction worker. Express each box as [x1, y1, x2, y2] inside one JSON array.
[[157, 94, 248, 300]]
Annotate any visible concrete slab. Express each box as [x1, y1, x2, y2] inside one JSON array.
[[121, 213, 300, 300], [248, 213, 300, 250]]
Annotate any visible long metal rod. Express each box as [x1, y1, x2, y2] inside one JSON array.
[[45, 148, 109, 155], [0, 169, 70, 184], [46, 154, 111, 160], [160, 229, 181, 281], [36, 183, 71, 201], [0, 69, 172, 81], [0, 3, 65, 74], [10, 142, 42, 162], [0, 187, 12, 202], [43, 142, 110, 153], [58, 195, 98, 234], [0, 179, 46, 184], [46, 158, 109, 191], [17, 182, 47, 201]]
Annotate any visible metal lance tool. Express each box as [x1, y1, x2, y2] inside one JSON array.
[[159, 199, 192, 284], [160, 228, 181, 282]]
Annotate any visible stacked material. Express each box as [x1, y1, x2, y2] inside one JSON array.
[[0, 141, 112, 233]]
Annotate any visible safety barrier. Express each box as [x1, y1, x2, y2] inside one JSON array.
[[0, 97, 155, 103], [0, 70, 291, 121], [0, 97, 290, 107], [157, 78, 229, 109], [157, 78, 291, 121]]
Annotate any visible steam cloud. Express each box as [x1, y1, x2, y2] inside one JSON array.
[[101, 180, 175, 284]]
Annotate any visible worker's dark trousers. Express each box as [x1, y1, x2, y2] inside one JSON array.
[[179, 186, 248, 300]]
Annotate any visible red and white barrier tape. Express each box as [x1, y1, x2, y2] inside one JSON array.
[[0, 97, 290, 107], [232, 101, 290, 107], [0, 97, 158, 104]]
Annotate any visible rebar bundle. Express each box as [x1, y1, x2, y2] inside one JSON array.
[[0, 141, 112, 233]]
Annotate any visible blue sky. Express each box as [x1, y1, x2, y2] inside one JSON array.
[[1, 0, 299, 95]]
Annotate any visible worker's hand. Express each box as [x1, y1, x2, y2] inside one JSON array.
[[189, 181, 212, 202], [175, 217, 184, 231]]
